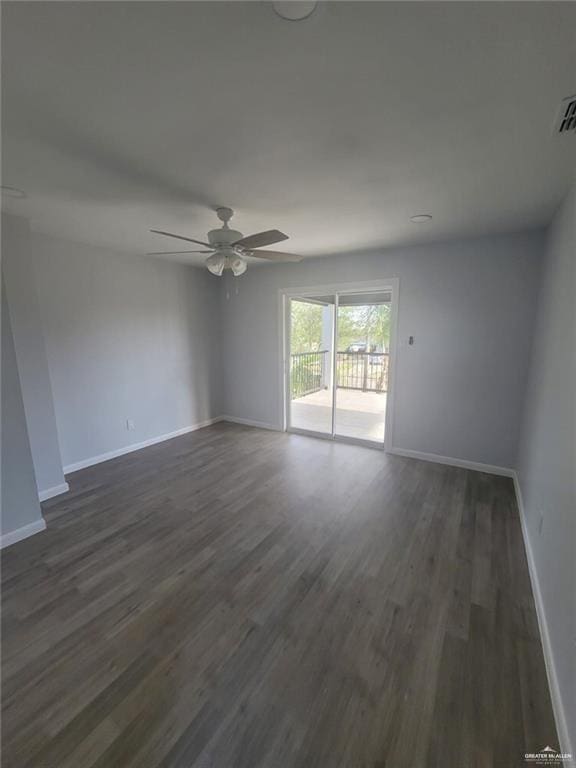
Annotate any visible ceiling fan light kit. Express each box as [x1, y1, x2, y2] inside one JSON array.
[[149, 207, 303, 277], [206, 251, 247, 277]]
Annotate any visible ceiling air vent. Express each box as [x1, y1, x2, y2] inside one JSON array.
[[555, 95, 576, 134]]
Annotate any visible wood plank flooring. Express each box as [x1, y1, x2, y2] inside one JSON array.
[[1, 423, 558, 767]]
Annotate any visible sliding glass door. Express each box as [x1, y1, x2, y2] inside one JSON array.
[[334, 292, 390, 443], [288, 295, 334, 435], [286, 288, 393, 446]]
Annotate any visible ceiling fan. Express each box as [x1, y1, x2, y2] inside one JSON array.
[[148, 207, 303, 276]]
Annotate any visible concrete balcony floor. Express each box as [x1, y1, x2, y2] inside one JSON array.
[[290, 388, 387, 443]]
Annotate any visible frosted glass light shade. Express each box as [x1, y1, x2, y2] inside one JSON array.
[[229, 255, 247, 276], [206, 253, 225, 276]]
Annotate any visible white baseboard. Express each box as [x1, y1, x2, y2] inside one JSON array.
[[512, 472, 572, 761], [387, 446, 515, 477], [38, 482, 70, 502], [1, 518, 46, 550], [220, 415, 281, 432], [63, 417, 222, 474]]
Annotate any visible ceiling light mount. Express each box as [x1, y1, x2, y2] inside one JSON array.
[[215, 206, 234, 226], [410, 214, 433, 224], [273, 1, 317, 22]]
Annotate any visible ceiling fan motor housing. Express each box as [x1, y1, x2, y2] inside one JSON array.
[[207, 228, 244, 247]]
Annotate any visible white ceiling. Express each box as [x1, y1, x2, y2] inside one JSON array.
[[2, 1, 575, 265]]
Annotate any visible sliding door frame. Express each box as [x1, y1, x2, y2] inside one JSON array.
[[279, 278, 400, 451]]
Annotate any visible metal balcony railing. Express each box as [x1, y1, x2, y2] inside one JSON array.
[[290, 351, 328, 399], [290, 351, 389, 399], [336, 352, 389, 393]]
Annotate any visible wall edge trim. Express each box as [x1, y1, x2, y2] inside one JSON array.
[[1, 518, 46, 550], [220, 415, 281, 432], [512, 471, 572, 761], [38, 482, 69, 502], [387, 446, 515, 477], [63, 418, 223, 474]]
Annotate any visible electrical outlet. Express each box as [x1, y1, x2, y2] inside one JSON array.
[[538, 512, 544, 535], [126, 419, 135, 431]]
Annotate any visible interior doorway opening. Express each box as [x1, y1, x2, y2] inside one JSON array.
[[284, 284, 396, 448]]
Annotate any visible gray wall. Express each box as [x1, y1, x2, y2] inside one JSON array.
[[1, 282, 43, 537], [516, 185, 575, 754], [2, 214, 66, 494], [32, 233, 222, 469], [221, 230, 543, 468]]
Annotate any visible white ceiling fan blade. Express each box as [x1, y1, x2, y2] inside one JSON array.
[[233, 230, 288, 249], [248, 250, 303, 262], [150, 229, 212, 247], [147, 250, 213, 255]]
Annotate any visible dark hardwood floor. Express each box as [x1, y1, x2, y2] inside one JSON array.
[[1, 423, 557, 767]]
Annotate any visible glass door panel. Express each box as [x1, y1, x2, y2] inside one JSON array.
[[288, 296, 334, 435], [334, 292, 391, 444]]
